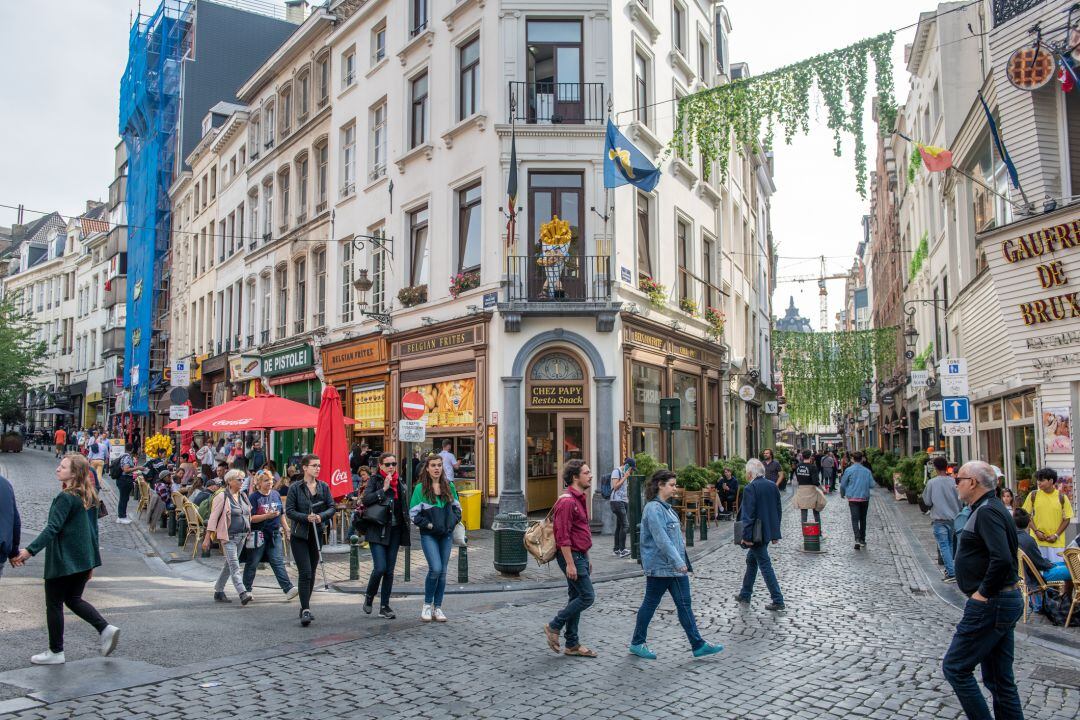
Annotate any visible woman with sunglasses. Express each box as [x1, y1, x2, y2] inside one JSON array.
[[284, 454, 335, 626], [409, 454, 461, 622], [362, 452, 411, 619]]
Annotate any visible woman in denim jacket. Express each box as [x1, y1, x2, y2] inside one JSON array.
[[628, 469, 724, 660]]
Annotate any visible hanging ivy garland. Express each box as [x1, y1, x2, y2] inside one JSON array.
[[672, 32, 897, 197], [774, 328, 899, 428]]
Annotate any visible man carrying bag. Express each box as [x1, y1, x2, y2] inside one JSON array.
[[734, 458, 785, 611]]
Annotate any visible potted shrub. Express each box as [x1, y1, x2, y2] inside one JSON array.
[[704, 306, 725, 338], [397, 284, 428, 308], [675, 464, 712, 491], [637, 275, 667, 309], [678, 296, 699, 317], [449, 270, 480, 299], [633, 452, 666, 481]]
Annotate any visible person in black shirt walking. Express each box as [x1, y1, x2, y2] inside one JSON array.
[[942, 461, 1023, 720], [793, 449, 826, 525]]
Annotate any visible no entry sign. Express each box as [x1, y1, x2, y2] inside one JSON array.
[[402, 391, 426, 420]]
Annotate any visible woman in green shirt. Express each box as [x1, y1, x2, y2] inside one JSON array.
[[15, 453, 120, 665], [409, 454, 461, 623]]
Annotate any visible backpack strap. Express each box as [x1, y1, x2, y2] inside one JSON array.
[[545, 493, 573, 521]]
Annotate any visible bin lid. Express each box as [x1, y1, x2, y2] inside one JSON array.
[[458, 489, 481, 497]]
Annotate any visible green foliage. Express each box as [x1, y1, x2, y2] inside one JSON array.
[[895, 451, 930, 493], [865, 447, 900, 488], [908, 231, 929, 281], [774, 328, 899, 428], [0, 292, 46, 428], [672, 32, 896, 198], [633, 452, 666, 481], [675, 464, 715, 491], [912, 342, 934, 371], [773, 447, 795, 476], [906, 145, 921, 184], [708, 458, 747, 486]]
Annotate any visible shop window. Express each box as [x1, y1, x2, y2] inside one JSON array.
[[673, 371, 699, 467], [632, 363, 661, 424], [352, 383, 386, 430]]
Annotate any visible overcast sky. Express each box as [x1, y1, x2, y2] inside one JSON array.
[[0, 0, 931, 327]]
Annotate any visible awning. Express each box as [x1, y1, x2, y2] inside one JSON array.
[[918, 413, 937, 430]]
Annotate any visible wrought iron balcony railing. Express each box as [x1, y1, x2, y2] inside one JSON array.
[[509, 81, 605, 125], [505, 255, 612, 302]]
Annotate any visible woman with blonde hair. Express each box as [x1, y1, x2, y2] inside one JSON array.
[[14, 453, 120, 664], [203, 468, 252, 605]]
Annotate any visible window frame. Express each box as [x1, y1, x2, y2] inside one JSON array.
[[410, 71, 429, 149], [634, 51, 650, 127], [408, 205, 430, 288], [636, 191, 653, 280], [458, 36, 480, 121], [341, 123, 356, 195], [457, 181, 482, 273]]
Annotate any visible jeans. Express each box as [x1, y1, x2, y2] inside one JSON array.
[[738, 543, 784, 605], [631, 575, 704, 650], [848, 501, 868, 543], [800, 508, 821, 524], [942, 590, 1024, 720], [933, 521, 956, 577], [549, 551, 595, 649], [243, 530, 293, 594], [116, 476, 134, 519], [366, 526, 403, 608], [419, 532, 453, 606], [610, 501, 629, 551], [45, 571, 109, 653], [214, 534, 248, 596], [290, 535, 321, 611]]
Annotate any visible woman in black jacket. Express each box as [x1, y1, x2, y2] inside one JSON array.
[[284, 454, 335, 627], [361, 451, 411, 619]]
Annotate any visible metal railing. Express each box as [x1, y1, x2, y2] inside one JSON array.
[[260, 330, 270, 345], [991, 0, 1044, 27], [505, 255, 612, 302], [509, 81, 605, 125], [677, 268, 725, 312]]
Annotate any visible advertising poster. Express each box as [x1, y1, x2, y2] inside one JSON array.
[[401, 378, 475, 428], [353, 385, 386, 430], [1042, 407, 1072, 455]]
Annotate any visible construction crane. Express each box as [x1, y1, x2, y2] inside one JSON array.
[[775, 256, 851, 331]]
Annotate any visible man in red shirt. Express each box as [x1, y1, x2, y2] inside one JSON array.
[[543, 459, 597, 658], [53, 427, 67, 459]]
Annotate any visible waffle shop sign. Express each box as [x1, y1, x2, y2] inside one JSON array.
[[996, 215, 1080, 327]]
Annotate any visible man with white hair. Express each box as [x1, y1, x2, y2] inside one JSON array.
[[734, 458, 785, 611], [942, 461, 1023, 719]]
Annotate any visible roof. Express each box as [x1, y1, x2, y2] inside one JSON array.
[[1, 212, 65, 258]]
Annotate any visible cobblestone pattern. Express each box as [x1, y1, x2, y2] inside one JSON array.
[[5, 488, 1079, 719]]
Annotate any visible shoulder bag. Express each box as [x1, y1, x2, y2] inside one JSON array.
[[524, 493, 571, 565], [361, 496, 391, 526]]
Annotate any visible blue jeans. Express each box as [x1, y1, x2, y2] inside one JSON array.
[[420, 532, 453, 606], [631, 575, 704, 650], [549, 552, 595, 649], [942, 590, 1024, 720], [933, 521, 956, 577], [738, 543, 784, 605], [365, 527, 402, 608], [242, 530, 293, 593], [116, 476, 134, 518]]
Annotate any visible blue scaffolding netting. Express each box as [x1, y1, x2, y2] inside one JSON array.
[[118, 0, 191, 415]]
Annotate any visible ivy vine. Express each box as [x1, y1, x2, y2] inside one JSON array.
[[912, 342, 934, 371], [907, 145, 921, 184], [908, 231, 929, 281], [671, 32, 897, 197], [774, 328, 899, 428]]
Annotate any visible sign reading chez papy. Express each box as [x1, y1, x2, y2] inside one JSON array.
[[530, 384, 584, 407]]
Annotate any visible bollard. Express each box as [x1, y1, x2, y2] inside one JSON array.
[[686, 511, 695, 547], [457, 542, 469, 584], [404, 542, 411, 583], [349, 535, 360, 581], [629, 474, 643, 561], [699, 509, 708, 542], [801, 522, 822, 552], [176, 512, 186, 545], [167, 509, 177, 536]]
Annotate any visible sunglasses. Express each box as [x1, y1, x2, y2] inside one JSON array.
[[382, 462, 398, 467], [955, 476, 973, 485]]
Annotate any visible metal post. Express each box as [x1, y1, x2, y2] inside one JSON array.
[[699, 506, 707, 541], [667, 429, 674, 470], [349, 535, 360, 581], [629, 474, 643, 562], [457, 543, 468, 584], [177, 511, 187, 547], [403, 442, 411, 583], [686, 508, 695, 547]]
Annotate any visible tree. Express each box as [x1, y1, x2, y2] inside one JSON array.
[[0, 290, 46, 430]]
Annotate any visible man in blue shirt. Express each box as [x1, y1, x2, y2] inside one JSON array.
[[735, 458, 785, 611], [840, 451, 874, 550]]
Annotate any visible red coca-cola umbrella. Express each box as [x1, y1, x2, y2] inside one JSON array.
[[164, 394, 356, 432], [313, 385, 353, 500]]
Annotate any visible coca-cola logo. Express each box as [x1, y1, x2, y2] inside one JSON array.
[[211, 418, 252, 427], [330, 468, 349, 485]]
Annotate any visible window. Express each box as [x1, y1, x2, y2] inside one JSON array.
[[298, 71, 310, 119], [715, 11, 729, 76], [275, 265, 288, 338], [672, 371, 699, 467], [634, 52, 649, 126], [342, 124, 356, 194], [410, 0, 428, 37], [372, 21, 386, 64], [702, 233, 716, 308], [316, 143, 328, 208], [372, 227, 387, 312], [370, 101, 387, 180], [249, 192, 259, 245], [631, 362, 662, 458], [235, 203, 244, 253], [458, 183, 482, 272], [280, 88, 292, 135], [250, 116, 261, 158], [636, 192, 652, 279], [316, 55, 330, 105], [528, 172, 583, 268], [698, 37, 709, 80], [672, 3, 685, 54], [410, 72, 429, 148], [342, 49, 356, 89], [340, 241, 354, 323], [677, 218, 689, 301], [296, 156, 308, 220], [409, 206, 430, 287], [525, 20, 583, 124], [970, 131, 1010, 231], [313, 248, 326, 327], [294, 257, 306, 333], [459, 37, 480, 121], [264, 103, 275, 147], [247, 280, 256, 342], [261, 273, 271, 339], [263, 182, 274, 237]]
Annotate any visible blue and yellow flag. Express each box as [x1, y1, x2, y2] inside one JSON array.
[[604, 120, 661, 191]]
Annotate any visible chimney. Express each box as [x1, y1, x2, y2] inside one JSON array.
[[284, 0, 307, 24]]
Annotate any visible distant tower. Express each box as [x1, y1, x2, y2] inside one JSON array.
[[775, 296, 813, 333]]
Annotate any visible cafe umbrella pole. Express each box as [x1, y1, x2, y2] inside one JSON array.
[[403, 441, 411, 583]]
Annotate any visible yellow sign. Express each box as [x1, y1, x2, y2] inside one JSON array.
[[401, 378, 475, 428], [529, 384, 584, 407], [487, 424, 497, 497], [353, 385, 386, 430]]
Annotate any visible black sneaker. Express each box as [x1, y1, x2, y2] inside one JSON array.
[[733, 594, 750, 605], [854, 543, 861, 550], [363, 595, 373, 615], [379, 606, 396, 619], [300, 609, 313, 627], [240, 592, 252, 606], [765, 602, 786, 611], [214, 592, 231, 603]]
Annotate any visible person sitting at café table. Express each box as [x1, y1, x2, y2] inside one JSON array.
[[1015, 508, 1071, 589], [716, 467, 739, 517]]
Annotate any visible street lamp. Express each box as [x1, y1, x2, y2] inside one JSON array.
[[352, 269, 393, 326]]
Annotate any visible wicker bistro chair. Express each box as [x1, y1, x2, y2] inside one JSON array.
[[136, 478, 151, 516], [1018, 549, 1067, 623], [181, 501, 205, 560], [1063, 548, 1080, 627]]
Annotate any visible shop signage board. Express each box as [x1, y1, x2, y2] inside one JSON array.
[[261, 345, 314, 377], [229, 355, 262, 382], [529, 384, 584, 407], [322, 337, 384, 373], [910, 370, 928, 389], [930, 400, 943, 411], [738, 385, 756, 401], [168, 405, 190, 420], [869, 402, 880, 414], [401, 391, 427, 420], [943, 422, 974, 436], [943, 397, 971, 423], [483, 291, 498, 310], [622, 325, 722, 367], [763, 401, 778, 414], [399, 419, 426, 442], [395, 329, 475, 358]]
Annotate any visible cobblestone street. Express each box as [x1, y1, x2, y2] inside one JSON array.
[[1, 450, 1078, 718]]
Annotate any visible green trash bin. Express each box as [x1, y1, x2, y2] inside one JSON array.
[[492, 512, 528, 575]]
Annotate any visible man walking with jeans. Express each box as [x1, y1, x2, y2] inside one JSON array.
[[923, 456, 961, 582], [609, 457, 635, 558], [840, 451, 873, 550], [735, 458, 785, 610], [943, 461, 1023, 719], [544, 459, 597, 657]]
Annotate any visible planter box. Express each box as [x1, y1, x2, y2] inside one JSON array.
[[1, 432, 24, 453]]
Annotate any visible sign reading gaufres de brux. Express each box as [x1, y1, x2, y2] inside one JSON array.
[[261, 345, 314, 377]]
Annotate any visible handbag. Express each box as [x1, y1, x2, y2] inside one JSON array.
[[524, 493, 570, 565], [97, 499, 109, 518], [244, 530, 264, 549], [733, 517, 763, 546], [452, 521, 467, 547], [361, 498, 391, 526]]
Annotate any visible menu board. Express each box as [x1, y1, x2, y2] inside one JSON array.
[[353, 385, 386, 430], [401, 378, 475, 428]]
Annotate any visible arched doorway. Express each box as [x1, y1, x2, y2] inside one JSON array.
[[524, 350, 589, 512]]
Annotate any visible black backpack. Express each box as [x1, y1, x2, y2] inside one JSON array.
[[90, 442, 100, 454], [109, 456, 123, 481]]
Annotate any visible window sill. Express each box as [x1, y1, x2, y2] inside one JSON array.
[[627, 1, 660, 43], [670, 156, 698, 186], [441, 112, 488, 148], [394, 142, 434, 173], [397, 28, 435, 67], [442, 0, 485, 31], [625, 120, 663, 158], [366, 56, 389, 79], [669, 49, 696, 84], [337, 82, 358, 102], [364, 173, 389, 193], [697, 179, 721, 208]]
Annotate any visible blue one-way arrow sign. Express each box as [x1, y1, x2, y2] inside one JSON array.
[[943, 396, 970, 423]]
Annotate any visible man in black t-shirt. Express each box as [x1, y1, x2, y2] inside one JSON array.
[[793, 449, 824, 524], [762, 449, 785, 491]]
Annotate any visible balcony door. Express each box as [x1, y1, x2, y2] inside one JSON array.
[[528, 172, 583, 300], [525, 20, 582, 123]]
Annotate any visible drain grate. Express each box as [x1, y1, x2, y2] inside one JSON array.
[[1033, 664, 1080, 689]]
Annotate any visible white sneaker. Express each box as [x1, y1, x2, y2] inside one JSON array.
[[285, 587, 299, 601], [118, 518, 132, 525], [30, 650, 65, 665], [433, 607, 447, 622], [100, 625, 120, 656], [421, 604, 433, 622]]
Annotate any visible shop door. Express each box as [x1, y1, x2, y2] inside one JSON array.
[[557, 414, 587, 471]]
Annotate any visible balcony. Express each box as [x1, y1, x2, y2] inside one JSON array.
[[103, 276, 127, 308], [509, 81, 605, 125], [108, 175, 127, 210], [501, 255, 619, 332], [246, 334, 255, 348], [105, 224, 128, 259], [991, 0, 1043, 27], [260, 330, 270, 345], [102, 327, 125, 358]]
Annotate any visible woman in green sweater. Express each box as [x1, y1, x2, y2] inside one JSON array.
[[14, 453, 120, 665], [408, 454, 461, 623]]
